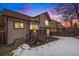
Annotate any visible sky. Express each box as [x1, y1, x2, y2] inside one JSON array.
[[0, 3, 58, 17], [0, 3, 78, 27]]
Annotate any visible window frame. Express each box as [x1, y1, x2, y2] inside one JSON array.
[[14, 21, 24, 29], [30, 22, 39, 31]]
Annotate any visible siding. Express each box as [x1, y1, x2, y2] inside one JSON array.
[[39, 14, 50, 27], [7, 17, 29, 44]]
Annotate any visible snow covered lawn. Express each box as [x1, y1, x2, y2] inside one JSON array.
[[75, 36, 79, 39], [12, 36, 79, 56]]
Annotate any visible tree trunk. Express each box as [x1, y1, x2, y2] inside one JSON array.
[[69, 19, 74, 34]]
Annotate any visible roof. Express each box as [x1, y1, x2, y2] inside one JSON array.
[[2, 9, 31, 20], [33, 12, 51, 21], [1, 9, 61, 24], [2, 9, 39, 23]]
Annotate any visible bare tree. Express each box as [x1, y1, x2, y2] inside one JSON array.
[[53, 3, 79, 35], [55, 4, 79, 27]]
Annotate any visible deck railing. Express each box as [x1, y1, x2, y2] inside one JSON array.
[[0, 31, 5, 44]]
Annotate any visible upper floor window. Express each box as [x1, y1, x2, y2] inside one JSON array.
[[45, 20, 49, 25], [14, 21, 24, 29]]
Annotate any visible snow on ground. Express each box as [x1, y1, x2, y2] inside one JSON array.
[[75, 36, 79, 39], [12, 36, 79, 56]]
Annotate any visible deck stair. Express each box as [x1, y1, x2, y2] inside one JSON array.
[[26, 29, 47, 46]]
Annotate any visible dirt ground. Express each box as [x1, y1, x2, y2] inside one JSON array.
[[0, 44, 18, 56]]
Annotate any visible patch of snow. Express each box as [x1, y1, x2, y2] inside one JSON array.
[[13, 36, 79, 56], [75, 36, 79, 39]]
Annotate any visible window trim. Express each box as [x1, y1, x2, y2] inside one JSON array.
[[14, 21, 24, 29]]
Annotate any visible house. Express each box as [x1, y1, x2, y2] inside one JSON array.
[[33, 12, 62, 36], [0, 9, 38, 45], [0, 9, 62, 45]]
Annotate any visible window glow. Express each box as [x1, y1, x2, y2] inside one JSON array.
[[14, 21, 24, 29], [30, 24, 38, 30]]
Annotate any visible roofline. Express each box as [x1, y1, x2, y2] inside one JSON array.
[[3, 8, 32, 18], [2, 9, 51, 20], [2, 9, 58, 23], [2, 15, 39, 23], [2, 8, 49, 18], [2, 9, 40, 23], [33, 12, 48, 17], [33, 12, 52, 21]]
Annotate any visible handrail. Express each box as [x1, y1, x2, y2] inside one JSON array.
[[0, 31, 5, 44]]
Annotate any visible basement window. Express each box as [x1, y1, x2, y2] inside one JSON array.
[[14, 21, 24, 29]]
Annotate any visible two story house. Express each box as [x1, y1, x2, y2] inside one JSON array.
[[32, 12, 62, 36], [0, 9, 62, 45]]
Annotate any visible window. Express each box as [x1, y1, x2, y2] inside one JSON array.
[[14, 21, 24, 29], [45, 20, 49, 25], [30, 24, 38, 31]]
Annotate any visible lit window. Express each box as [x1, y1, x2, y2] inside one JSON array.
[[45, 20, 49, 25], [14, 21, 24, 29], [30, 24, 38, 30]]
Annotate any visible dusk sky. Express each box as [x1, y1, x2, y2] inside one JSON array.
[[0, 3, 79, 27], [0, 3, 59, 17]]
